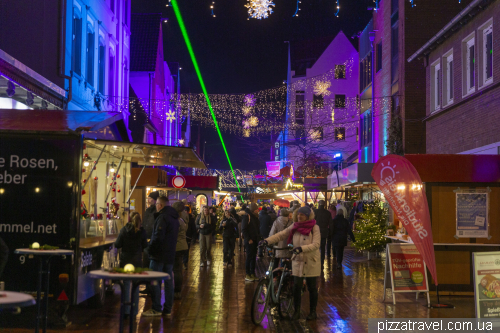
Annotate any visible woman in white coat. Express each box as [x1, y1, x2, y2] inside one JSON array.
[[260, 206, 320, 321]]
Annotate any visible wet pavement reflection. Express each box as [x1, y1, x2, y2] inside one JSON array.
[[0, 243, 476, 333]]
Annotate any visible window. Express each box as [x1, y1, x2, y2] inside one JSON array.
[[431, 61, 441, 112], [360, 110, 372, 147], [391, 0, 398, 16], [313, 94, 324, 109], [335, 94, 346, 108], [125, 0, 130, 27], [391, 25, 399, 83], [110, 0, 115, 13], [462, 34, 475, 96], [356, 127, 359, 142], [86, 24, 95, 86], [295, 91, 305, 125], [480, 22, 493, 87], [123, 57, 128, 99], [108, 53, 115, 96], [335, 65, 346, 79], [72, 13, 82, 76], [442, 51, 453, 106], [360, 53, 372, 92], [376, 42, 382, 72], [295, 128, 306, 145], [334, 127, 345, 141], [98, 42, 105, 94]]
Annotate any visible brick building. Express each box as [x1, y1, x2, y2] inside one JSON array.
[[408, 0, 498, 154], [358, 0, 474, 163]]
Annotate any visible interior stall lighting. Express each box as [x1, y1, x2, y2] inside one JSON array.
[[0, 188, 4, 194], [84, 161, 90, 167], [35, 187, 40, 193]]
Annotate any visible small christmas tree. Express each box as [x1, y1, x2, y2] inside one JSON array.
[[353, 200, 390, 253]]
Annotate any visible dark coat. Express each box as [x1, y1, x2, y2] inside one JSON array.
[[219, 216, 238, 238], [241, 208, 260, 245], [259, 209, 273, 238], [148, 206, 180, 264], [330, 215, 355, 247], [196, 213, 215, 235], [115, 223, 148, 267], [315, 207, 332, 239], [186, 213, 197, 241], [142, 205, 157, 239]]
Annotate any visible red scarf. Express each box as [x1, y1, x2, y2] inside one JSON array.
[[287, 220, 316, 245]]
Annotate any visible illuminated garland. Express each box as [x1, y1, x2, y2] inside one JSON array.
[[293, 0, 301, 17], [210, 1, 216, 17]]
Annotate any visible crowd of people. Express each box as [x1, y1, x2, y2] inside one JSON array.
[[113, 191, 356, 321]]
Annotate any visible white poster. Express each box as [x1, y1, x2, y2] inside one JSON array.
[[456, 192, 489, 238]]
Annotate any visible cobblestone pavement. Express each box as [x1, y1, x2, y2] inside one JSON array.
[[1, 241, 476, 333]]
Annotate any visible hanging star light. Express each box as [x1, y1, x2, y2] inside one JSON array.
[[244, 94, 256, 106], [313, 81, 332, 97], [337, 132, 344, 140], [249, 116, 259, 127], [242, 105, 252, 115], [166, 110, 176, 121], [331, 109, 335, 123], [243, 129, 251, 137], [242, 119, 251, 129], [245, 0, 275, 20], [178, 139, 185, 146], [309, 129, 322, 142]]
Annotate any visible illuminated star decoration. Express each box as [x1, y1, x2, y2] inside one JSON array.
[[244, 94, 256, 107], [313, 81, 332, 97], [178, 139, 185, 146], [249, 116, 259, 127], [245, 0, 275, 20], [166, 110, 176, 121], [242, 119, 251, 129], [242, 105, 252, 115], [309, 129, 322, 142], [243, 129, 250, 137], [337, 132, 344, 140], [293, 0, 301, 17]]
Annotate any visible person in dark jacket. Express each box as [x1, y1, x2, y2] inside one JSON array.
[[184, 206, 197, 269], [196, 206, 215, 266], [330, 209, 355, 269], [326, 205, 337, 258], [142, 191, 159, 269], [258, 208, 273, 257], [220, 210, 238, 266], [114, 212, 148, 317], [315, 200, 333, 269], [0, 236, 8, 279], [237, 204, 247, 248], [142, 196, 180, 317], [242, 203, 260, 281]]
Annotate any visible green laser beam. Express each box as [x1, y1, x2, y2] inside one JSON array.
[[171, 0, 244, 201]]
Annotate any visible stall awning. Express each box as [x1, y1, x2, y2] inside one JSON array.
[[84, 139, 206, 169], [327, 163, 375, 190]]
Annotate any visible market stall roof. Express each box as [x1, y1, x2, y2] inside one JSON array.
[[85, 139, 206, 169]]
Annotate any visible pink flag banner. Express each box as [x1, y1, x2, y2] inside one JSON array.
[[372, 155, 438, 285]]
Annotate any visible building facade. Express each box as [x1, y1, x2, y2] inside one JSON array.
[[358, 0, 474, 163], [280, 32, 359, 175], [408, 0, 499, 155]]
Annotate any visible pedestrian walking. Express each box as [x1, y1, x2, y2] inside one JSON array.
[[241, 203, 260, 281], [141, 191, 159, 279], [237, 204, 247, 248], [268, 208, 293, 268], [330, 208, 355, 269], [261, 205, 320, 320], [172, 201, 189, 300], [196, 206, 214, 266], [184, 206, 197, 269], [219, 210, 238, 267], [142, 196, 179, 317], [314, 200, 332, 269], [114, 212, 147, 318], [326, 205, 337, 258], [258, 206, 272, 257]]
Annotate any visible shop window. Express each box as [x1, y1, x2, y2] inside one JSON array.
[[72, 12, 82, 76]]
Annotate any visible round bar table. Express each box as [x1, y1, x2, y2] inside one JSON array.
[[87, 270, 170, 333], [15, 249, 73, 333], [0, 291, 35, 309]]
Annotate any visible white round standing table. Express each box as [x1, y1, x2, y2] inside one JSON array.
[[87, 270, 170, 333], [0, 291, 35, 309], [14, 249, 73, 333]]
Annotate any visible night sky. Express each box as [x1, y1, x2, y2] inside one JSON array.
[[132, 0, 373, 170]]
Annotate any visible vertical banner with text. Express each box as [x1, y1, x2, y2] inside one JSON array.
[[372, 155, 438, 285]]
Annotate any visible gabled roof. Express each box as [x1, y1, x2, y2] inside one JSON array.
[[130, 13, 163, 72], [291, 31, 357, 77], [407, 0, 493, 63]]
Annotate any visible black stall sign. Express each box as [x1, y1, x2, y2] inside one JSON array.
[[0, 133, 80, 294]]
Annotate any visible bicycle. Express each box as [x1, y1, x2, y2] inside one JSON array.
[[251, 245, 295, 325]]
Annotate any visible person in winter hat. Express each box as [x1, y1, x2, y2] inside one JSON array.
[[268, 208, 293, 268], [260, 205, 320, 321]]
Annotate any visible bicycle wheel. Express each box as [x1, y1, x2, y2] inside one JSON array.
[[278, 275, 295, 319], [251, 278, 270, 325]]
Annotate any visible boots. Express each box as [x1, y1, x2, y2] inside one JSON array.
[[306, 307, 317, 320], [291, 309, 301, 321]]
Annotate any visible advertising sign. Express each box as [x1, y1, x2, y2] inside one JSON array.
[[384, 243, 430, 305], [266, 161, 281, 177], [0, 133, 80, 294], [473, 252, 500, 318], [373, 155, 438, 286], [456, 192, 489, 238]]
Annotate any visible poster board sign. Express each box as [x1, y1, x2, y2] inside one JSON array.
[[266, 161, 281, 177], [473, 252, 500, 318], [383, 243, 430, 306], [456, 192, 489, 238]]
